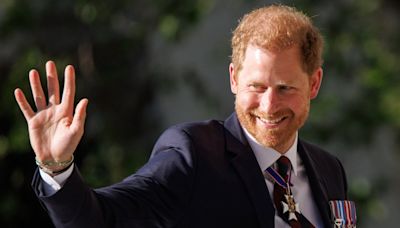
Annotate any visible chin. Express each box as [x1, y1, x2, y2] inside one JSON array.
[[256, 131, 289, 150]]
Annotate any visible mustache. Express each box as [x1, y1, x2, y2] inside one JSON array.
[[250, 109, 293, 119]]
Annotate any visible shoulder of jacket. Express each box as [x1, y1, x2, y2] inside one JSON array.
[[167, 119, 224, 135], [299, 139, 341, 163]]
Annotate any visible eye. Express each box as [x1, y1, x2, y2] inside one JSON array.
[[248, 83, 265, 92], [278, 85, 293, 92]]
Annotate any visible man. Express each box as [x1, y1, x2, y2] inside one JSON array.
[[15, 4, 354, 228]]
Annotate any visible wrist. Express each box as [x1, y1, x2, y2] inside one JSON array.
[[35, 155, 74, 176]]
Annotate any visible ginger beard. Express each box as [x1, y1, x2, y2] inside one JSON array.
[[230, 46, 320, 152], [236, 99, 310, 152]]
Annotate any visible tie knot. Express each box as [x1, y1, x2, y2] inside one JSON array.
[[276, 156, 291, 178]]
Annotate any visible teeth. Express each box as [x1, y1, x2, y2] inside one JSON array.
[[258, 116, 285, 124]]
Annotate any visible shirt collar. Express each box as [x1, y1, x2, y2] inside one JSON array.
[[243, 128, 299, 176]]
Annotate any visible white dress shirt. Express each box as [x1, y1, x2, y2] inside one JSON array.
[[243, 128, 323, 228]]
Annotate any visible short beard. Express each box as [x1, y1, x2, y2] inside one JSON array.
[[235, 102, 309, 152]]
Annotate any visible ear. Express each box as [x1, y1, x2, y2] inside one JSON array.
[[309, 67, 323, 99], [229, 63, 238, 95]]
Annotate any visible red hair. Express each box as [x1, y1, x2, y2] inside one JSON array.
[[231, 5, 323, 76]]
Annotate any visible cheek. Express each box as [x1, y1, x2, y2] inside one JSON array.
[[289, 96, 310, 113], [237, 93, 260, 110]]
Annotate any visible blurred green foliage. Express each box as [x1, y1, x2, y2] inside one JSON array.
[[299, 0, 400, 225], [0, 0, 213, 226], [0, 0, 399, 227]]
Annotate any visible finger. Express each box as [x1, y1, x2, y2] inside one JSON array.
[[14, 88, 35, 120], [71, 98, 88, 134], [29, 69, 47, 111], [46, 60, 60, 105], [61, 65, 76, 116]]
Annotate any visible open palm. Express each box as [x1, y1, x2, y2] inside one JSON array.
[[15, 61, 88, 165]]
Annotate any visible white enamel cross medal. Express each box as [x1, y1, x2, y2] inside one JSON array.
[[265, 163, 301, 221], [282, 187, 300, 221]]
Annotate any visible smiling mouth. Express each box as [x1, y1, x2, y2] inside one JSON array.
[[256, 115, 287, 126]]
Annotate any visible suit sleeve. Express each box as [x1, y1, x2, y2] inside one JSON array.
[[31, 126, 196, 228]]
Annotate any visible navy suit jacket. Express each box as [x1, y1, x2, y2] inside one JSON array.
[[32, 113, 348, 227]]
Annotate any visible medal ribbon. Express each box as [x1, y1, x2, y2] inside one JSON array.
[[265, 166, 291, 189], [329, 200, 357, 227]]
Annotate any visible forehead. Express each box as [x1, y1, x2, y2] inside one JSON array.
[[241, 45, 305, 75], [235, 45, 311, 87]]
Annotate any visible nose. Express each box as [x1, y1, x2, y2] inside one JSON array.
[[260, 88, 280, 114]]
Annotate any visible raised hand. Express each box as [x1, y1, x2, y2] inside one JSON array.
[[14, 61, 88, 172]]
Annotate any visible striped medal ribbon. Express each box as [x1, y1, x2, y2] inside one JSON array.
[[265, 166, 290, 189], [265, 166, 300, 221], [329, 200, 357, 227]]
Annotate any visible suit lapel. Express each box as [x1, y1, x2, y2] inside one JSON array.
[[298, 141, 331, 227], [223, 113, 334, 227], [224, 113, 274, 228]]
